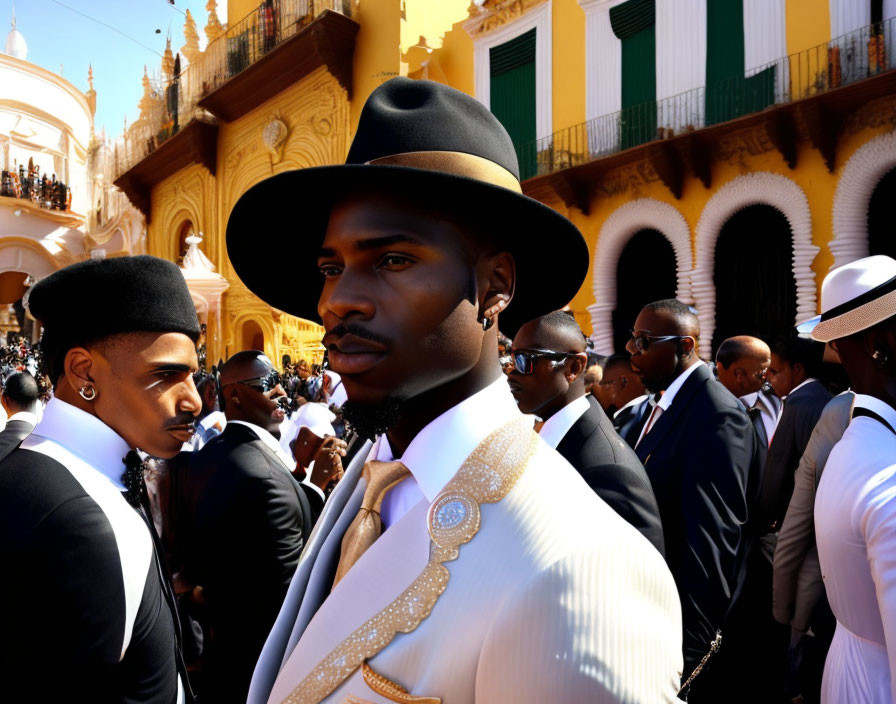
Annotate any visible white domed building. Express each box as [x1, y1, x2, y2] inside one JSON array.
[[0, 11, 143, 339]]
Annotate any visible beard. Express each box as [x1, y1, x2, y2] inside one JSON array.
[[342, 397, 404, 440]]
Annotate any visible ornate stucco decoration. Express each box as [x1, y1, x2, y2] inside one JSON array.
[[693, 172, 818, 357], [587, 198, 694, 355], [263, 116, 289, 164], [464, 0, 548, 37], [830, 130, 896, 270]]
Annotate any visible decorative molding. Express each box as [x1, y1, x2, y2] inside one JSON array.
[[830, 130, 896, 268], [467, 0, 552, 144], [587, 198, 693, 354], [693, 172, 818, 357], [262, 115, 289, 163]]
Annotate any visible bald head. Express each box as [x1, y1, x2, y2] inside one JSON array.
[[220, 350, 274, 386], [515, 310, 587, 354], [716, 335, 770, 397]]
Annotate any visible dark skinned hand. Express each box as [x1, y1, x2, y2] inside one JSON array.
[[308, 435, 348, 491]]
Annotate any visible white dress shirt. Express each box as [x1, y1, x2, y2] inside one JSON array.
[[815, 394, 896, 703], [636, 361, 705, 446], [230, 420, 296, 471], [378, 375, 521, 528], [613, 393, 650, 420], [6, 410, 37, 426], [538, 394, 590, 449], [740, 390, 779, 443]]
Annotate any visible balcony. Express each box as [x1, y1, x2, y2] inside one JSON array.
[[521, 18, 896, 208], [113, 0, 357, 220]]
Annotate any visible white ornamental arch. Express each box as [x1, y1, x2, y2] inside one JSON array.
[[693, 171, 818, 358], [587, 198, 693, 354], [830, 131, 896, 268]]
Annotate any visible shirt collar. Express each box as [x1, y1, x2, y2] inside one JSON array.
[[374, 375, 522, 503], [539, 394, 590, 449], [657, 360, 705, 411], [228, 420, 295, 471], [853, 394, 896, 431], [785, 378, 818, 399], [613, 394, 649, 419], [7, 411, 37, 426], [31, 397, 132, 490]]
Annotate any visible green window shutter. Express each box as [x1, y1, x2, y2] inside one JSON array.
[[706, 0, 774, 125], [491, 29, 537, 180], [610, 0, 656, 149]]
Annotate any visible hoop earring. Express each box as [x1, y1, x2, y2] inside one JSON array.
[[79, 385, 97, 401], [873, 350, 890, 367]]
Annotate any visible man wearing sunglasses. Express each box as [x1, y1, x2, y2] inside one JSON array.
[[627, 299, 755, 700], [509, 311, 664, 554], [176, 351, 322, 703]]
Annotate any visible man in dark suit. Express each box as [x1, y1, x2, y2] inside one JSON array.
[[508, 311, 664, 554], [600, 354, 652, 448], [178, 350, 322, 703], [761, 335, 832, 536], [0, 371, 38, 460], [627, 299, 754, 698]]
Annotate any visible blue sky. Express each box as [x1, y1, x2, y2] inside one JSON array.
[[6, 0, 227, 139]]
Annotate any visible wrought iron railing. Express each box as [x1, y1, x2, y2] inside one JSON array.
[[113, 0, 349, 178], [519, 17, 896, 180]]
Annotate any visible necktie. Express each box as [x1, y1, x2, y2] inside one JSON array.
[[121, 450, 146, 508], [332, 460, 410, 589], [636, 404, 663, 449]]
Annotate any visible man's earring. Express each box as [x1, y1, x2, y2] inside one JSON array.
[[79, 385, 97, 401], [480, 316, 493, 331], [873, 349, 889, 366]]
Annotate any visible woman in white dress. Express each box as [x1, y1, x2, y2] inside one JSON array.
[[798, 255, 896, 702]]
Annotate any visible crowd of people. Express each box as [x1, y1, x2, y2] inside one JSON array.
[[0, 77, 894, 704]]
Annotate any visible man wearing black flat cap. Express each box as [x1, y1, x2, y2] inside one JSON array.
[[229, 78, 682, 704], [0, 256, 201, 703]]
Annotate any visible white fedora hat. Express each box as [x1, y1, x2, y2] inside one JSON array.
[[797, 255, 896, 342]]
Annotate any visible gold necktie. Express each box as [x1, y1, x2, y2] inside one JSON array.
[[332, 460, 411, 589]]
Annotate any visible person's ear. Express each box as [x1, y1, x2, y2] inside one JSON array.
[[566, 353, 587, 382], [63, 346, 96, 398], [792, 361, 805, 382], [479, 251, 515, 326]]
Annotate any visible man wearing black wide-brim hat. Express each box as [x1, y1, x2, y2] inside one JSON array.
[[0, 256, 201, 703], [230, 78, 683, 704]]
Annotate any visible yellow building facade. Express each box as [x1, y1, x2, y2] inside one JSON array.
[[115, 0, 896, 364]]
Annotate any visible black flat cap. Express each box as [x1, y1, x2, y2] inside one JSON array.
[[226, 77, 588, 336], [27, 256, 201, 346]]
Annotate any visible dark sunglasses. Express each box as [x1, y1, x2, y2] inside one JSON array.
[[511, 348, 575, 375], [629, 330, 695, 353], [225, 369, 282, 393]]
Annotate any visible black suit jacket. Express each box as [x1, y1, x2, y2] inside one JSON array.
[[758, 380, 832, 536], [634, 363, 755, 676], [613, 396, 652, 449], [0, 418, 33, 462], [555, 397, 665, 555], [176, 422, 319, 703]]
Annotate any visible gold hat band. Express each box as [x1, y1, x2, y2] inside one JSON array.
[[366, 151, 522, 193], [811, 288, 896, 342]]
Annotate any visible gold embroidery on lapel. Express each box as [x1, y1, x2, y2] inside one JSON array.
[[281, 416, 537, 704], [361, 662, 441, 703]]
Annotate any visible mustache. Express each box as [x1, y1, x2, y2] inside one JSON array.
[[325, 323, 389, 346], [164, 413, 197, 429]]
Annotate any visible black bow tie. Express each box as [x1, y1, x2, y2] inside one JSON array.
[[121, 450, 146, 509]]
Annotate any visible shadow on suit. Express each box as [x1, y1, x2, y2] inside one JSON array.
[[555, 396, 665, 555], [0, 419, 34, 463]]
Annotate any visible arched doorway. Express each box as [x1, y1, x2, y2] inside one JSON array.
[[868, 166, 896, 259], [175, 220, 194, 264], [712, 205, 796, 352], [613, 229, 678, 351], [241, 319, 265, 352]]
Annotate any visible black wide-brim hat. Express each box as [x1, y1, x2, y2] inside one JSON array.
[[226, 77, 588, 336]]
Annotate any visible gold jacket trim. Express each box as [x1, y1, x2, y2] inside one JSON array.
[[280, 416, 537, 704]]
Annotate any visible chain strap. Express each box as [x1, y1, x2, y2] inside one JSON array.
[[677, 630, 723, 699]]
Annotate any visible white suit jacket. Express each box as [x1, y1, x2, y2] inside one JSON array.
[[250, 380, 683, 704]]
